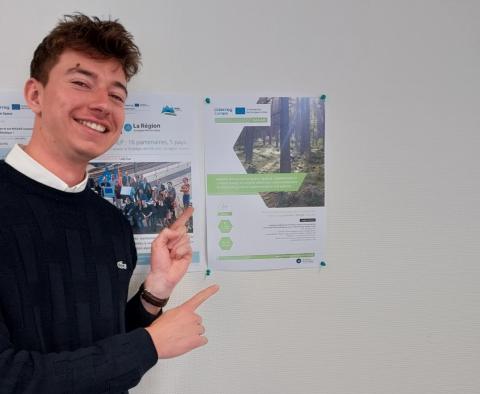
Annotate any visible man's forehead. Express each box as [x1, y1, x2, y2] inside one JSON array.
[[57, 49, 127, 81], [52, 51, 128, 96]]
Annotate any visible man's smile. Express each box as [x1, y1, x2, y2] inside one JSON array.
[[75, 118, 109, 133]]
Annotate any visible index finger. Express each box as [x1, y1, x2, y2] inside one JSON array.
[[183, 284, 220, 310], [170, 206, 194, 230]]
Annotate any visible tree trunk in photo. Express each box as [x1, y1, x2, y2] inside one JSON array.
[[279, 97, 291, 173], [261, 126, 273, 146], [300, 97, 311, 159], [259, 126, 273, 146], [317, 98, 325, 140], [256, 97, 272, 147], [271, 98, 281, 148], [243, 127, 255, 164], [293, 97, 302, 152]]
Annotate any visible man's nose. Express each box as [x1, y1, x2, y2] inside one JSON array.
[[88, 89, 111, 116]]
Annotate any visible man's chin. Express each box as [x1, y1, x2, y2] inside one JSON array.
[[77, 137, 119, 161], [74, 146, 112, 164]]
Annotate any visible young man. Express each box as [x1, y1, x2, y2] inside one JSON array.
[[0, 14, 218, 393], [180, 177, 191, 208]]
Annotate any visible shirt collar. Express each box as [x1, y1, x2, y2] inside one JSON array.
[[4, 144, 89, 193]]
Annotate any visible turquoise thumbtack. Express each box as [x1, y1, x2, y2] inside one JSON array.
[[320, 95, 326, 101], [205, 97, 211, 104], [320, 261, 326, 267], [206, 268, 211, 276]]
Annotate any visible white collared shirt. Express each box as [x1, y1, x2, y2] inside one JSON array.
[[4, 144, 89, 193]]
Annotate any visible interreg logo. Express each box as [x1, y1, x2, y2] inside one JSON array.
[[2, 103, 30, 111], [235, 107, 246, 115], [123, 123, 134, 133], [125, 102, 149, 109], [124, 103, 149, 115], [214, 107, 233, 116]]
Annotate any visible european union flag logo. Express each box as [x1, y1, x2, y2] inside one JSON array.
[[235, 107, 246, 115], [11, 104, 21, 110]]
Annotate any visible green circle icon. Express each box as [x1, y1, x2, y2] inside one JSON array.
[[219, 237, 233, 250]]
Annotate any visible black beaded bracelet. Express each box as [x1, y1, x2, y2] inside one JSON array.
[[140, 283, 170, 308]]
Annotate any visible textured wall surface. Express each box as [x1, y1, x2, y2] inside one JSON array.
[[1, 1, 479, 393]]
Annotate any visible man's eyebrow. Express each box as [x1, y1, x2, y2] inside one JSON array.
[[65, 66, 128, 96], [113, 81, 128, 97]]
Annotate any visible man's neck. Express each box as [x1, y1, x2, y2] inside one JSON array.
[[24, 142, 87, 187]]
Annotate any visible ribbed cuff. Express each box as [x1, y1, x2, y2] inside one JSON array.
[[125, 287, 162, 331], [126, 328, 158, 375]]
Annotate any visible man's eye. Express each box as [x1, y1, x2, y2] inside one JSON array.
[[110, 94, 125, 103], [72, 81, 89, 88]]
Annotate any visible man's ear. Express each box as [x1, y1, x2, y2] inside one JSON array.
[[24, 78, 43, 115]]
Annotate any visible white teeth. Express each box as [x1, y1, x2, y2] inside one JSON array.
[[78, 119, 107, 133]]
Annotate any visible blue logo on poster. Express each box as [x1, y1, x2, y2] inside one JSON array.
[[161, 105, 176, 116], [235, 107, 246, 115], [123, 123, 133, 132], [11, 104, 21, 110]]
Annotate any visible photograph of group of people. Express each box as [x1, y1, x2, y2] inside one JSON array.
[[88, 162, 193, 234]]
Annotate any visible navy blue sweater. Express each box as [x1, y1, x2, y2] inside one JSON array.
[[0, 161, 158, 393]]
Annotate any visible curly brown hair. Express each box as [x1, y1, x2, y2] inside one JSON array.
[[30, 13, 141, 84]]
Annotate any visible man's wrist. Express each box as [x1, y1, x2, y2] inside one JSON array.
[[144, 273, 173, 299], [140, 282, 170, 308], [141, 297, 162, 316]]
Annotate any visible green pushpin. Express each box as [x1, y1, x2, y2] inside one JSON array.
[[320, 95, 326, 101], [205, 97, 211, 104]]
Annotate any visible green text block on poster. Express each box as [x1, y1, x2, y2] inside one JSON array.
[[207, 173, 306, 195]]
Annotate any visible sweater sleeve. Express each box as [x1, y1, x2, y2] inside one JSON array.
[[124, 224, 161, 331], [125, 286, 162, 331], [0, 306, 158, 394]]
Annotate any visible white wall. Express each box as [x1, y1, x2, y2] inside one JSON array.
[[1, 1, 479, 393]]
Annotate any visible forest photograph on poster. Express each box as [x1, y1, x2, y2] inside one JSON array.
[[233, 97, 325, 208]]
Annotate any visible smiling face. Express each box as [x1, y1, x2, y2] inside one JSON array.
[[25, 49, 127, 167]]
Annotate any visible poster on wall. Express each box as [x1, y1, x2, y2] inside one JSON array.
[[204, 96, 326, 270], [0, 92, 33, 159], [92, 93, 205, 272], [0, 91, 326, 273]]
